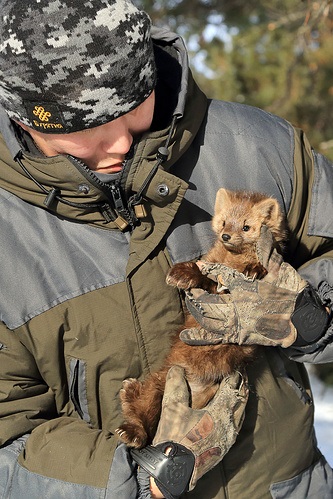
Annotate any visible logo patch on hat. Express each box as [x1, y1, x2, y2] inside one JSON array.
[[24, 101, 67, 132]]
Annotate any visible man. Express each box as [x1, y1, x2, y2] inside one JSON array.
[[0, 0, 332, 498]]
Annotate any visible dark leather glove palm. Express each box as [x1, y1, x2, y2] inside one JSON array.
[[181, 227, 328, 348]]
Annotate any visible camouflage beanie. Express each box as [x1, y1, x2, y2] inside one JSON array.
[[0, 0, 156, 133]]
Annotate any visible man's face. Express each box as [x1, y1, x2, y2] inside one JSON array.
[[19, 91, 155, 175]]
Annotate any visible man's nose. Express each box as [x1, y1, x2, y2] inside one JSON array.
[[101, 117, 133, 154]]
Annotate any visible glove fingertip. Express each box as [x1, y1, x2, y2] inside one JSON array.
[[164, 365, 191, 406], [215, 371, 248, 399], [180, 328, 224, 345], [166, 365, 186, 382], [225, 371, 243, 390]]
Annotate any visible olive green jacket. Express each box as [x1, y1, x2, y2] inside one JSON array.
[[0, 28, 332, 499]]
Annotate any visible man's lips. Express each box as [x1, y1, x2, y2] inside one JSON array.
[[94, 163, 123, 174]]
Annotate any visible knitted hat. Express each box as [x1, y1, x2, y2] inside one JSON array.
[[0, 0, 156, 133]]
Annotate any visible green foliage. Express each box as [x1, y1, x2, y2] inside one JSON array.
[[136, 0, 333, 160]]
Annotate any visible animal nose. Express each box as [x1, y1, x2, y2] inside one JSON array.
[[222, 234, 231, 242]]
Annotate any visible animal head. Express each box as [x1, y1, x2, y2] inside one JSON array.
[[211, 188, 287, 252]]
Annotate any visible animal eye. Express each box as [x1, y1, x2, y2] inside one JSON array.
[[242, 225, 250, 232]]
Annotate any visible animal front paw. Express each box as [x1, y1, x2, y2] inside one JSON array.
[[166, 262, 203, 289], [243, 262, 268, 279], [115, 423, 148, 448]]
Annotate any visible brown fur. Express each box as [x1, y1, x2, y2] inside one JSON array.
[[116, 189, 287, 448]]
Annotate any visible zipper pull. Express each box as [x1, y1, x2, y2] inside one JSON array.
[[110, 184, 136, 229], [100, 203, 129, 230], [114, 216, 129, 231], [110, 184, 126, 213], [134, 203, 147, 219]]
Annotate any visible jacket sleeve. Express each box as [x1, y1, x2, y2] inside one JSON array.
[[0, 323, 138, 498], [284, 127, 333, 363]]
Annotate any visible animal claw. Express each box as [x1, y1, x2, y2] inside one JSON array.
[[122, 378, 137, 386]]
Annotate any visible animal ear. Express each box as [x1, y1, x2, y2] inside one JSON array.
[[214, 188, 232, 213], [256, 198, 281, 223]]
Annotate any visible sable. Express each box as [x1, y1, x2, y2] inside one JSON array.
[[116, 188, 287, 448]]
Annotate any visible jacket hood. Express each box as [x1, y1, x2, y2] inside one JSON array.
[[0, 27, 208, 230]]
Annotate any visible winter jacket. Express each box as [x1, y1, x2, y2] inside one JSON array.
[[0, 27, 333, 499]]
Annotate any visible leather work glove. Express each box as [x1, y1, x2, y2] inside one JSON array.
[[181, 226, 329, 348], [131, 366, 248, 499]]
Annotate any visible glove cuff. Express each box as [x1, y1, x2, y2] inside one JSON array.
[[131, 443, 195, 499], [291, 286, 329, 346]]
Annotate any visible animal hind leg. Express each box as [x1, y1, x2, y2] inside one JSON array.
[[116, 374, 165, 448]]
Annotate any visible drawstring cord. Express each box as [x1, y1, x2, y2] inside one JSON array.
[[15, 154, 103, 210], [128, 114, 178, 211]]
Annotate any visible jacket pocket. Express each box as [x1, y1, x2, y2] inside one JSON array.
[[69, 358, 91, 423], [281, 373, 313, 405], [308, 151, 333, 237], [270, 456, 333, 498], [271, 351, 313, 406]]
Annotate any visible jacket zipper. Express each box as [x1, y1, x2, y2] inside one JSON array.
[[68, 154, 139, 230], [67, 140, 140, 229]]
